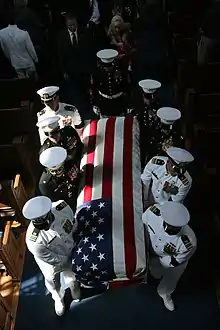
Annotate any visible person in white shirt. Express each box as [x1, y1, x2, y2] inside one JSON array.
[[23, 196, 81, 316], [141, 147, 194, 206], [143, 201, 197, 311], [36, 86, 84, 145], [0, 10, 38, 79], [88, 0, 100, 27]]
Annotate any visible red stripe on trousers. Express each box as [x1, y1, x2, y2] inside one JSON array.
[[83, 120, 98, 203], [102, 117, 116, 198], [123, 116, 136, 278]]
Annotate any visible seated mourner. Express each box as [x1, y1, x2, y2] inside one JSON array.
[[39, 147, 80, 211], [143, 201, 197, 311], [36, 86, 84, 144], [141, 147, 194, 206], [37, 116, 83, 162], [91, 49, 128, 117], [153, 107, 185, 155], [23, 196, 80, 316]]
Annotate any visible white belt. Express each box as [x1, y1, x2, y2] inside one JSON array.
[[99, 91, 123, 99]]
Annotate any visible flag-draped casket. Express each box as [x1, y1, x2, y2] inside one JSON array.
[[72, 116, 147, 289]]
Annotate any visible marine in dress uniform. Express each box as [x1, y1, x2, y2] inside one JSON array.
[[141, 147, 194, 206], [92, 49, 128, 117], [39, 147, 80, 211], [36, 86, 84, 145], [137, 79, 161, 166], [37, 116, 83, 163], [143, 201, 197, 311], [153, 107, 185, 155], [23, 196, 80, 316]]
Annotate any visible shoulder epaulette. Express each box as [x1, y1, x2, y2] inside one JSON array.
[[151, 158, 165, 166], [178, 174, 189, 186], [29, 228, 40, 242], [64, 105, 74, 112], [150, 205, 161, 216], [181, 235, 193, 251], [38, 109, 46, 116], [56, 201, 67, 211]]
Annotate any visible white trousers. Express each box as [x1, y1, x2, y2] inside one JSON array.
[[149, 256, 187, 296], [35, 257, 76, 301]]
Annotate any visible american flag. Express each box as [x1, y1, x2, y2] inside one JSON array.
[[72, 198, 116, 289], [76, 117, 147, 286]]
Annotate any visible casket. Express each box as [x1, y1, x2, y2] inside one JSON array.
[[73, 116, 148, 288]]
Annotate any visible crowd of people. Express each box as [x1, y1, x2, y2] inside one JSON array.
[[1, 0, 219, 320]]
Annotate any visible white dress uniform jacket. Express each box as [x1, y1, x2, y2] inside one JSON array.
[[143, 204, 196, 295], [141, 156, 192, 204], [26, 200, 77, 300], [0, 25, 38, 70], [37, 103, 83, 145]]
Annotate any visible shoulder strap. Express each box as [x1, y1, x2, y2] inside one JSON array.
[[29, 228, 40, 242], [178, 174, 189, 186], [151, 158, 165, 166], [64, 105, 75, 112], [150, 205, 161, 216], [55, 201, 67, 211], [181, 235, 193, 251]]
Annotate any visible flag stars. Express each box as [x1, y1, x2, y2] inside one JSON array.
[[90, 263, 98, 271], [90, 227, 97, 233], [79, 231, 83, 237], [98, 253, 105, 261], [77, 247, 82, 255], [101, 270, 107, 274], [98, 217, 104, 224], [72, 259, 75, 265], [97, 233, 104, 241], [98, 202, 105, 209], [86, 205, 91, 211], [80, 216, 84, 221], [85, 220, 90, 228], [83, 237, 89, 244], [92, 211, 98, 218], [81, 254, 89, 262], [89, 243, 97, 251], [76, 265, 82, 272]]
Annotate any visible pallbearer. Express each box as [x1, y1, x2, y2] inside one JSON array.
[[143, 201, 197, 311], [23, 196, 80, 316], [37, 116, 83, 163], [91, 49, 128, 117], [153, 107, 185, 156], [137, 79, 161, 166], [141, 147, 194, 206], [36, 86, 84, 144], [39, 147, 80, 211]]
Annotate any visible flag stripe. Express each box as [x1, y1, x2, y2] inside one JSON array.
[[123, 116, 136, 278], [131, 118, 146, 276], [102, 117, 116, 198], [84, 120, 98, 203], [92, 119, 107, 200], [112, 117, 126, 277], [77, 122, 91, 207]]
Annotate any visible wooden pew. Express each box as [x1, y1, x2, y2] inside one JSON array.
[[0, 78, 36, 109], [0, 174, 28, 330]]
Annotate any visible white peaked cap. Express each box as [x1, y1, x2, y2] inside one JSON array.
[[96, 49, 118, 63], [160, 201, 190, 227], [138, 79, 161, 94], [157, 107, 181, 125], [36, 116, 60, 132], [39, 146, 67, 169], [22, 196, 52, 220], [166, 147, 194, 165], [37, 86, 59, 101]]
